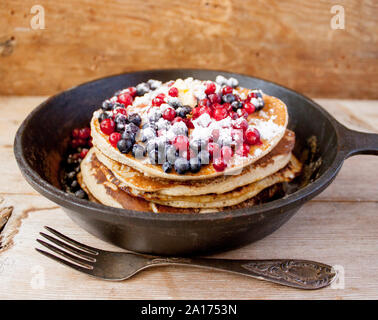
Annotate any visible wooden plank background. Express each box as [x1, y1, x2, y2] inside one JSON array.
[[1, 0, 377, 98]]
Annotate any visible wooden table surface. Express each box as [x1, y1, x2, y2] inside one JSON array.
[[0, 97, 377, 300]]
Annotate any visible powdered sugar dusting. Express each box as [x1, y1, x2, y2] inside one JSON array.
[[250, 118, 284, 141]]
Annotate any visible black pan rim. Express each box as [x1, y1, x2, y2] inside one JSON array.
[[14, 68, 346, 222]]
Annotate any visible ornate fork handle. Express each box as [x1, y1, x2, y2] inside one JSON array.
[[147, 257, 337, 290]]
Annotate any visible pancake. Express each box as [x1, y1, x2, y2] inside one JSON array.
[[79, 152, 289, 213], [91, 87, 288, 181], [80, 148, 301, 210], [132, 155, 301, 208], [93, 129, 295, 196]]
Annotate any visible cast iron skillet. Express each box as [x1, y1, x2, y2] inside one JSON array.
[[14, 69, 378, 255]]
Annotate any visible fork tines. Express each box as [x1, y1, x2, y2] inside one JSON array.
[[36, 226, 99, 272]]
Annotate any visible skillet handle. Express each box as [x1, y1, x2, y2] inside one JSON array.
[[338, 123, 378, 158]]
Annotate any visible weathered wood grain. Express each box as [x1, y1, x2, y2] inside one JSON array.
[[1, 1, 377, 98], [0, 97, 377, 299]]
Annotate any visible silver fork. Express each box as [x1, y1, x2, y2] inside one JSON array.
[[36, 226, 337, 290]]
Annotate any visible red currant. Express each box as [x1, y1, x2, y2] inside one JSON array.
[[109, 132, 121, 147], [100, 118, 115, 135], [152, 94, 166, 107], [198, 98, 210, 108], [235, 143, 250, 157], [117, 93, 133, 106], [244, 102, 256, 114], [237, 108, 249, 119], [245, 127, 261, 145], [163, 107, 176, 121], [221, 146, 233, 162], [205, 82, 216, 95], [78, 127, 91, 139], [72, 128, 80, 138], [172, 117, 183, 124], [183, 118, 194, 129], [231, 128, 244, 144], [211, 129, 220, 142], [233, 118, 248, 131], [208, 93, 220, 104], [168, 87, 179, 97], [113, 108, 127, 117], [127, 87, 137, 97], [246, 92, 257, 101], [212, 108, 228, 121], [207, 143, 221, 160], [198, 106, 212, 118], [223, 103, 232, 112], [222, 86, 233, 95], [213, 158, 227, 172], [71, 139, 80, 149], [80, 148, 89, 159], [174, 135, 189, 151], [77, 138, 86, 147], [236, 144, 250, 157], [229, 111, 238, 120]]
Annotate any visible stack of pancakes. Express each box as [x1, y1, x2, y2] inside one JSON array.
[[79, 82, 302, 213]]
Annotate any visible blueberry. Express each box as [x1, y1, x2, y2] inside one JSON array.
[[146, 141, 158, 154], [132, 144, 146, 159], [231, 101, 243, 111], [74, 189, 86, 199], [198, 150, 210, 165], [141, 127, 156, 142], [222, 94, 236, 104], [125, 123, 139, 134], [128, 113, 141, 127], [189, 157, 201, 173], [254, 90, 265, 110], [190, 139, 207, 153], [227, 77, 239, 88], [136, 83, 150, 96], [70, 180, 79, 190], [117, 139, 133, 154], [116, 122, 125, 133], [115, 114, 128, 124], [101, 101, 113, 111], [166, 145, 178, 164], [112, 102, 124, 110], [143, 122, 155, 130], [122, 130, 136, 143], [162, 161, 173, 173], [174, 157, 190, 174], [168, 98, 183, 109], [147, 79, 162, 90], [98, 112, 110, 122], [148, 109, 162, 122], [177, 105, 191, 118], [148, 149, 166, 165], [66, 171, 76, 180]]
